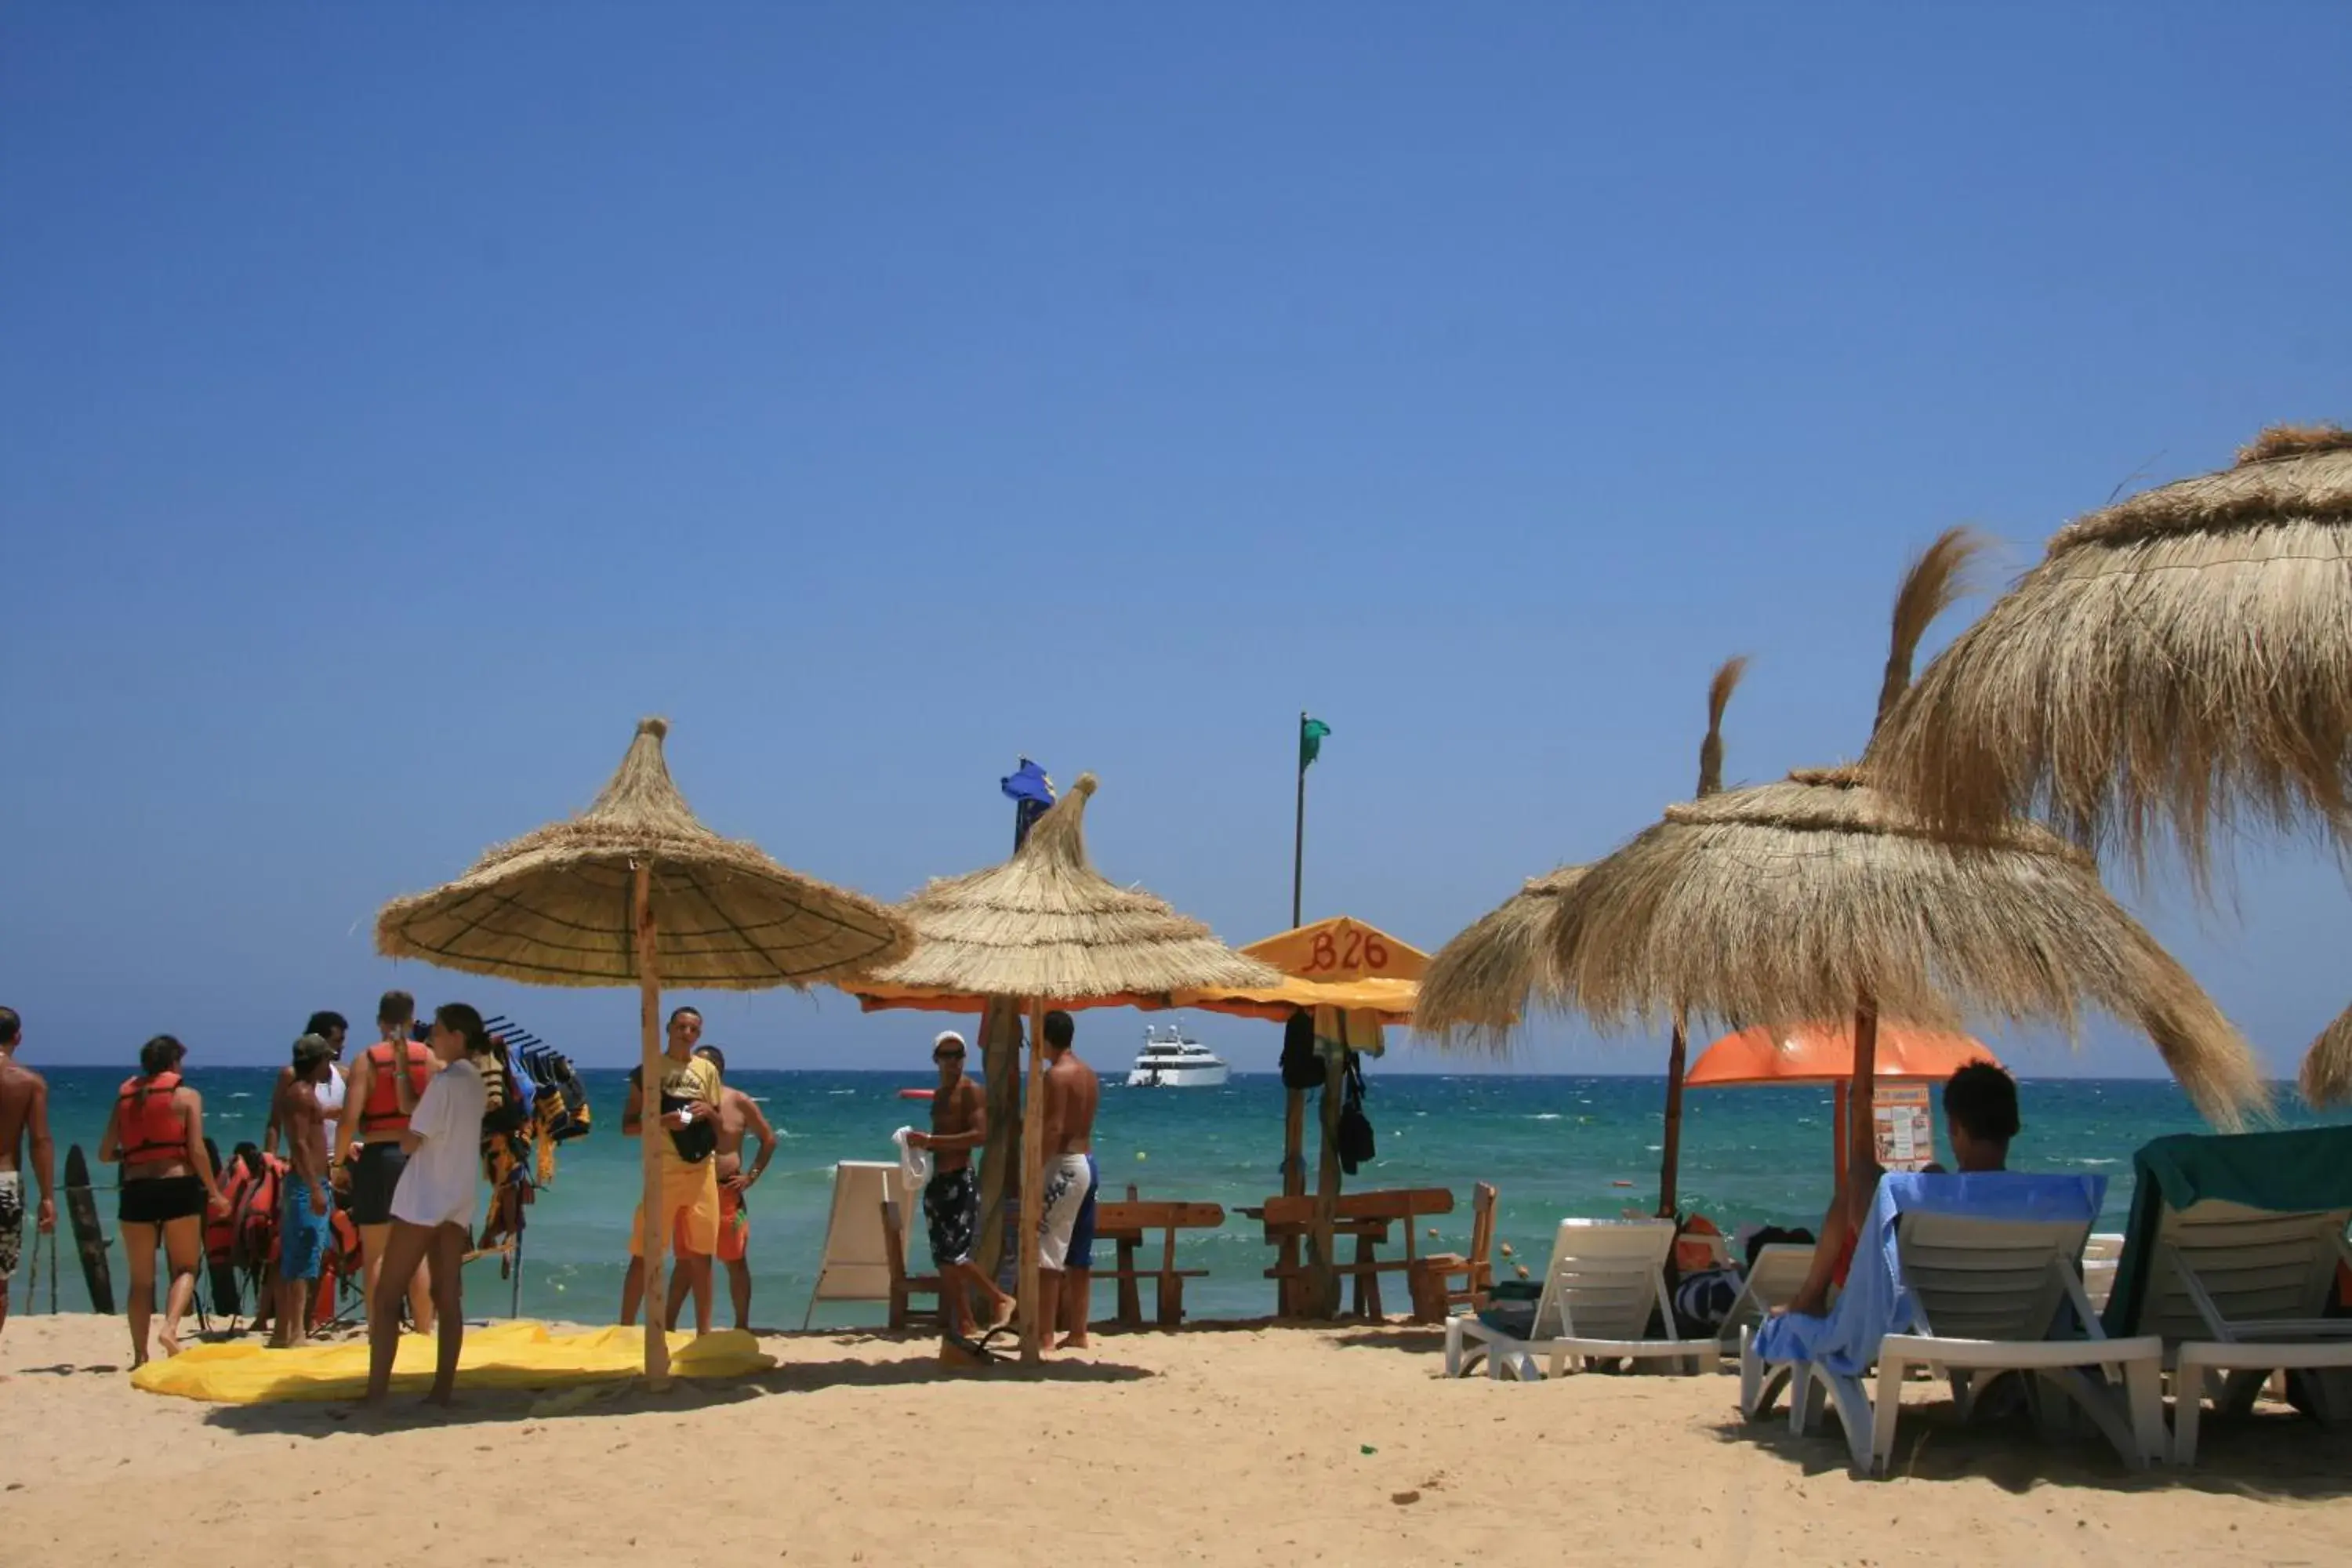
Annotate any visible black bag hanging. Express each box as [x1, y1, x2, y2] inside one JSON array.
[[1336, 1051, 1375, 1174], [1279, 1010, 1325, 1091]]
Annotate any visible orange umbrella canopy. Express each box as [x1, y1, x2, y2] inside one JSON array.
[[1164, 915, 1425, 1022], [1685, 1022, 2002, 1089]]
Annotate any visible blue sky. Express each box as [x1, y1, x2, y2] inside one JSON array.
[[4, 5, 2348, 1080]]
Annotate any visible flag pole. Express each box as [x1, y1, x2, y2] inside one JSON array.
[[1291, 710, 1308, 928]]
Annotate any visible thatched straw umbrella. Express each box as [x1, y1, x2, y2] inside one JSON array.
[[855, 772, 1279, 1361], [1417, 656, 1748, 1214], [1549, 533, 2268, 1179], [1869, 426, 2352, 873], [377, 717, 913, 1385], [1867, 425, 2352, 1102]]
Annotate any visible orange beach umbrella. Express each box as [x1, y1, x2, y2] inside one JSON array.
[[1688, 1022, 2003, 1182]]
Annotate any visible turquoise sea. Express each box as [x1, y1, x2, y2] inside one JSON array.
[[19, 1065, 2347, 1327]]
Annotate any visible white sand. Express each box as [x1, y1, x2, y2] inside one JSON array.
[[3, 1313, 2347, 1566]]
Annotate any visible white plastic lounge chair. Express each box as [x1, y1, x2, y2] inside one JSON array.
[[2128, 1200, 2352, 1464], [1444, 1218, 1700, 1381], [1717, 1242, 1818, 1362], [1744, 1207, 2165, 1475], [801, 1160, 909, 1329], [2080, 1232, 2124, 1314]]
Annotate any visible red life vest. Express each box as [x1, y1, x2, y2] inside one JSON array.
[[358, 1041, 433, 1135], [115, 1072, 187, 1163]]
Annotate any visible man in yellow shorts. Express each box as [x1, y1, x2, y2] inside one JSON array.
[[619, 1006, 723, 1334]]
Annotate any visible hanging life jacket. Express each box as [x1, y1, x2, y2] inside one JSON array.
[[115, 1072, 188, 1163], [358, 1041, 434, 1136]]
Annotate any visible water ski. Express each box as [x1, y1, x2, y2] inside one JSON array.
[[64, 1144, 114, 1314]]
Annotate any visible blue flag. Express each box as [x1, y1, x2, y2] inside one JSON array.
[[1003, 758, 1055, 849]]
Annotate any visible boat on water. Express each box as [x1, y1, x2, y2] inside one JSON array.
[[1124, 1024, 1229, 1088]]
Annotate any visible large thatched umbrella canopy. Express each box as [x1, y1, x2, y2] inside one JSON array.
[[857, 771, 1279, 1359], [1547, 763, 2266, 1128], [1413, 864, 1588, 1047], [1547, 530, 2268, 1174], [378, 717, 912, 1383], [1869, 425, 2352, 876]]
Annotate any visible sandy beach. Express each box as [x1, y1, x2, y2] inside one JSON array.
[[3, 1314, 2346, 1567]]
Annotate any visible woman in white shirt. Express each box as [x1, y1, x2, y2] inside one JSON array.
[[362, 1002, 492, 1408]]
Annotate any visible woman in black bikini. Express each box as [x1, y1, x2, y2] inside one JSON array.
[[99, 1035, 229, 1367]]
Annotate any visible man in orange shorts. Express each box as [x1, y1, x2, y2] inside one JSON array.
[[619, 1006, 723, 1334], [658, 1044, 773, 1331]]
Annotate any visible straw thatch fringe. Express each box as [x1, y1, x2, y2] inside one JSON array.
[[1876, 527, 1985, 730], [1699, 656, 1748, 797], [2299, 1001, 2352, 1109], [1871, 427, 2352, 873], [1410, 866, 1588, 1051], [1867, 431, 2352, 879], [376, 717, 913, 989], [1543, 767, 2267, 1128], [865, 773, 1280, 1000]]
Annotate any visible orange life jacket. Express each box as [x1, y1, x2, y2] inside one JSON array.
[[358, 1041, 433, 1135], [116, 1072, 187, 1163]]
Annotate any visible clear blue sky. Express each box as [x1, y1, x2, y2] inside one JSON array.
[[5, 5, 2348, 1080]]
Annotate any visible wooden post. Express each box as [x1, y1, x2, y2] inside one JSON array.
[[1308, 1047, 1345, 1319], [1018, 997, 1048, 1363], [1656, 1014, 1688, 1219], [632, 862, 670, 1390], [1849, 1002, 1880, 1183], [1279, 1085, 1306, 1315], [974, 999, 1020, 1289]]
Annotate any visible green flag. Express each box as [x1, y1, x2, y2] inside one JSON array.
[[1299, 716, 1332, 770]]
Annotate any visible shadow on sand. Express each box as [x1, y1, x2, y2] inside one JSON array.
[[190, 1324, 1155, 1437], [1716, 1388, 2352, 1502]]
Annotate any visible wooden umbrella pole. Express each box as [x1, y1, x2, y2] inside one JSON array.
[[1833, 1079, 1851, 1187], [1309, 1045, 1345, 1319], [1018, 997, 1047, 1363], [633, 862, 672, 1391], [1279, 1085, 1306, 1315], [1656, 1014, 1688, 1219], [1848, 1000, 1880, 1187]]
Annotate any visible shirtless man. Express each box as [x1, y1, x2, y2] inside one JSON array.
[[264, 1010, 348, 1160], [270, 1034, 336, 1348], [1035, 1011, 1100, 1352], [906, 1030, 1014, 1341], [659, 1044, 775, 1331], [0, 1007, 56, 1343]]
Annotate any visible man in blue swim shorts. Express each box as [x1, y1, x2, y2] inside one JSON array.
[[1035, 1011, 1100, 1352], [271, 1034, 336, 1348]]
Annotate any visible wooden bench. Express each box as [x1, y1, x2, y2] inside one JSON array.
[[880, 1199, 942, 1331], [1088, 1195, 1224, 1328], [1254, 1187, 1457, 1320]]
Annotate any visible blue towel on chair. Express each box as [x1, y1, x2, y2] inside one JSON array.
[[1751, 1172, 2106, 1377]]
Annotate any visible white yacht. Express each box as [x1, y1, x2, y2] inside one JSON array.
[[1124, 1024, 1229, 1088]]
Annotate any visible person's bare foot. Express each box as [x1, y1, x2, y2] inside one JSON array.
[[989, 1296, 1018, 1334], [420, 1388, 457, 1410], [156, 1326, 181, 1359], [1056, 1334, 1091, 1352]]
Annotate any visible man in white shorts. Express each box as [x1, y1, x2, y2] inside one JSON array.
[[1035, 1011, 1100, 1352]]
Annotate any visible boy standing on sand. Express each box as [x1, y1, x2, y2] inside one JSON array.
[[1036, 1011, 1100, 1352], [619, 1006, 723, 1334], [270, 1034, 336, 1348], [0, 1007, 57, 1342], [659, 1044, 775, 1332], [907, 1029, 1015, 1342]]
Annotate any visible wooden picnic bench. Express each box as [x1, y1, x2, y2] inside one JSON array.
[[1088, 1193, 1225, 1328], [1250, 1186, 1456, 1321]]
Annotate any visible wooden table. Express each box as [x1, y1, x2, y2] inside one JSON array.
[[1250, 1186, 1457, 1320], [1088, 1195, 1225, 1328]]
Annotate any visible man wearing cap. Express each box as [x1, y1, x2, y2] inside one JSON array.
[[906, 1030, 1013, 1341], [270, 1033, 336, 1348]]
